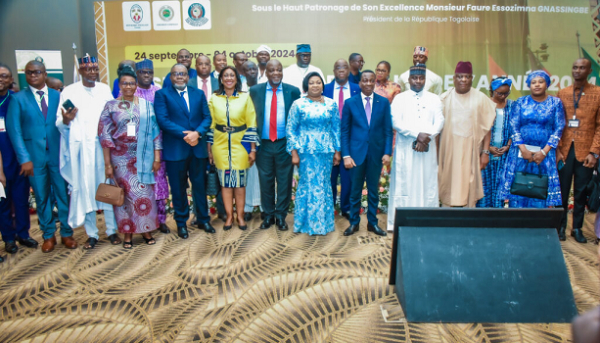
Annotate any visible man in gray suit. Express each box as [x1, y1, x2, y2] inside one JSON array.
[[189, 55, 218, 97], [249, 60, 301, 230]]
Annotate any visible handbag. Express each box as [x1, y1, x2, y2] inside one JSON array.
[[586, 166, 600, 212], [206, 164, 220, 196], [95, 178, 125, 206], [509, 163, 548, 200]]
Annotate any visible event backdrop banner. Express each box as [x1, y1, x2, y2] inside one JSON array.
[[15, 50, 64, 89], [94, 0, 600, 96]]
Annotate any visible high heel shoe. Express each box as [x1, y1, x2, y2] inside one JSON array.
[[239, 224, 247, 231], [223, 221, 233, 231]]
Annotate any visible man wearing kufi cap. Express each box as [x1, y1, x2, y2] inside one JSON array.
[[282, 44, 324, 95], [438, 61, 496, 207], [399, 46, 443, 95], [57, 54, 121, 249], [256, 45, 272, 84], [387, 64, 445, 229]]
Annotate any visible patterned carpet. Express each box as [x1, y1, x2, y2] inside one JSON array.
[[0, 212, 598, 343]]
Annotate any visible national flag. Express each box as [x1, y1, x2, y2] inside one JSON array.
[[488, 54, 521, 99], [581, 47, 600, 86]]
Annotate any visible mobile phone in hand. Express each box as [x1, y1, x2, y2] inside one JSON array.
[[62, 99, 75, 111]]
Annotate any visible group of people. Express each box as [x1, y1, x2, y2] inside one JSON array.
[[0, 43, 599, 262]]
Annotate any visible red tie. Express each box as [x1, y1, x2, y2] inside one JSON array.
[[270, 87, 278, 142], [338, 86, 344, 117], [202, 78, 208, 100]]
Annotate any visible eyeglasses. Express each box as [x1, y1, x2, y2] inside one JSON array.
[[495, 91, 510, 97], [178, 55, 192, 60], [375, 68, 388, 73], [334, 66, 349, 70], [25, 70, 43, 76], [120, 82, 136, 88], [0, 74, 11, 80], [84, 68, 99, 73], [173, 72, 188, 77], [138, 70, 154, 76]]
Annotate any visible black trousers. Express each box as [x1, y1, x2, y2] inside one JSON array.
[[559, 143, 594, 229], [165, 155, 209, 227], [256, 139, 293, 220]]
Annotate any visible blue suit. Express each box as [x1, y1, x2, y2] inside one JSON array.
[[341, 92, 393, 226], [323, 81, 360, 215], [0, 91, 31, 242], [6, 86, 72, 239], [155, 85, 212, 227]]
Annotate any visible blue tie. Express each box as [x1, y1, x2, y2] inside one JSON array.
[[180, 91, 188, 112]]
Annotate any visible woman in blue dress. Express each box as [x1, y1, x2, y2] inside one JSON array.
[[477, 77, 514, 208], [497, 70, 565, 208], [287, 72, 341, 235]]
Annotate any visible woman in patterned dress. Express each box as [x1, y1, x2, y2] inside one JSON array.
[[287, 72, 341, 235], [208, 66, 258, 231], [477, 77, 514, 208], [497, 70, 565, 208], [99, 66, 162, 249], [374, 61, 402, 104]]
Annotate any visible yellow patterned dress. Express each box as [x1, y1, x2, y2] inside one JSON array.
[[208, 91, 258, 187]]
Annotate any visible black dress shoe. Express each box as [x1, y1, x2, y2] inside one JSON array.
[[239, 224, 248, 231], [367, 223, 387, 236], [571, 228, 587, 243], [4, 241, 18, 254], [276, 217, 288, 231], [158, 223, 171, 234], [244, 212, 253, 222], [199, 223, 216, 233], [177, 226, 189, 239], [17, 237, 38, 248], [343, 224, 359, 236], [558, 226, 566, 241], [260, 217, 274, 230]]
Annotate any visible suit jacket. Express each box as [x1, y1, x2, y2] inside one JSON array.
[[188, 73, 219, 93], [341, 92, 393, 166], [154, 85, 212, 161], [6, 86, 61, 168], [249, 82, 301, 139], [323, 80, 361, 100]]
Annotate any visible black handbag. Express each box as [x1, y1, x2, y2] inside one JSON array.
[[586, 166, 600, 212], [206, 164, 220, 196], [510, 164, 548, 200]]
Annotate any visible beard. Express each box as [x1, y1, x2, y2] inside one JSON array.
[[173, 83, 186, 91]]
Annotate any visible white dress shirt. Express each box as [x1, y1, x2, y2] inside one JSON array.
[[334, 81, 351, 102], [197, 76, 212, 97], [361, 92, 373, 112], [177, 87, 190, 112], [29, 84, 49, 111]]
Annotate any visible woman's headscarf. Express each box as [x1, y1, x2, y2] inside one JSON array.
[[491, 77, 512, 91], [525, 70, 551, 88]]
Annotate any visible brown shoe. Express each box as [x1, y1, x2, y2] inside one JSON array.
[[61, 236, 78, 249], [42, 236, 57, 253]]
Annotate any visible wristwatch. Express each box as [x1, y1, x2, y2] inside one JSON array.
[[481, 150, 490, 155], [592, 153, 599, 159]]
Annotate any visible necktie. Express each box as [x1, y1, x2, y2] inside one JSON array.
[[338, 86, 344, 117], [365, 96, 371, 125], [37, 90, 48, 119], [270, 87, 278, 142], [180, 91, 189, 112], [202, 79, 208, 100]]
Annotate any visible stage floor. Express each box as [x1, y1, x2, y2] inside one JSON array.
[[0, 212, 597, 342]]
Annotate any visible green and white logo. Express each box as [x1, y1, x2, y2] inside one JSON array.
[[159, 5, 174, 21]]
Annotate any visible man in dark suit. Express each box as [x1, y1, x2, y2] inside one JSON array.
[[341, 70, 393, 236], [7, 61, 73, 252], [189, 55, 218, 96], [323, 58, 360, 219], [249, 60, 301, 230], [0, 63, 36, 256], [155, 64, 214, 238], [188, 54, 225, 224]]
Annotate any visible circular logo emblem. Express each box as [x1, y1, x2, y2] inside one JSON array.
[[130, 4, 143, 24], [34, 56, 44, 63], [186, 3, 209, 27], [159, 5, 174, 21], [189, 3, 205, 19]]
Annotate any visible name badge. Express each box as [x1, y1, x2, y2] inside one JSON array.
[[0, 118, 5, 132], [568, 119, 580, 128], [127, 123, 136, 137]]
